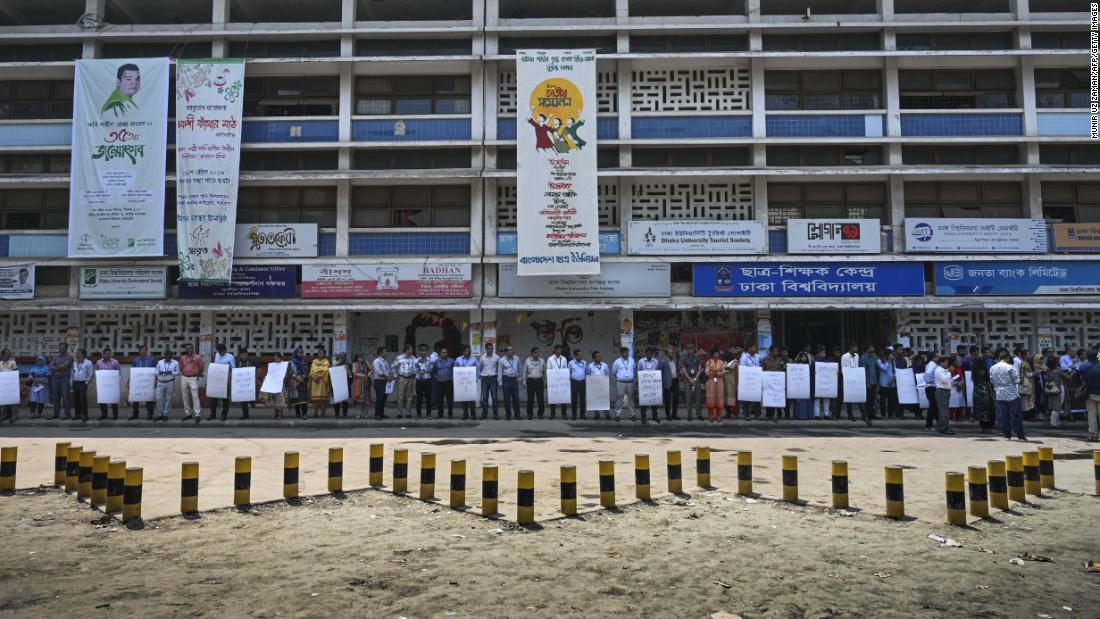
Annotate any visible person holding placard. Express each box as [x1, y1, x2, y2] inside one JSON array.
[[0, 349, 17, 423], [207, 343, 235, 421], [546, 345, 568, 420], [179, 343, 205, 422], [610, 347, 635, 422], [738, 345, 760, 419], [455, 346, 479, 420], [371, 348, 393, 420], [704, 349, 726, 423], [498, 346, 521, 420], [586, 351, 609, 420], [811, 348, 832, 420], [94, 348, 121, 420], [762, 347, 785, 422], [841, 344, 865, 423], [568, 348, 587, 420], [680, 344, 703, 422], [932, 356, 956, 435], [154, 349, 180, 421], [523, 347, 546, 420], [309, 350, 332, 419], [478, 343, 500, 420], [636, 347, 661, 424], [28, 356, 50, 419], [433, 348, 456, 419], [790, 352, 814, 420], [923, 352, 940, 431], [264, 352, 290, 420], [70, 349, 93, 423], [235, 349, 257, 420], [129, 345, 156, 420]]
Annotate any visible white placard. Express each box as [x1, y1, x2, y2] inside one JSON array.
[[917, 381, 930, 409], [842, 367, 867, 404], [627, 220, 766, 255], [638, 370, 663, 406], [0, 263, 35, 300], [498, 262, 671, 298], [329, 366, 349, 403], [95, 370, 120, 404], [235, 223, 318, 258], [205, 363, 230, 399], [453, 366, 478, 402], [895, 368, 919, 405], [547, 368, 571, 405], [586, 375, 610, 411], [260, 361, 288, 394], [231, 366, 256, 402], [785, 364, 811, 400], [737, 365, 763, 402], [786, 219, 881, 254], [127, 367, 157, 402], [516, 49, 599, 276], [762, 371, 787, 408], [905, 218, 1048, 253], [965, 370, 974, 408], [0, 371, 20, 406], [814, 362, 838, 398]]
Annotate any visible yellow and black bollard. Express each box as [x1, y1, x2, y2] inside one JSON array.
[[782, 455, 798, 502], [1094, 451, 1100, 496], [599, 460, 615, 509], [737, 451, 753, 496], [283, 451, 299, 500], [560, 465, 577, 516], [987, 460, 1008, 510], [885, 466, 904, 519], [1022, 451, 1041, 497], [91, 455, 109, 508], [234, 456, 251, 508], [328, 447, 343, 493], [696, 447, 711, 489], [482, 465, 498, 517], [967, 465, 989, 519], [449, 459, 466, 509], [122, 467, 142, 525], [635, 454, 651, 500], [65, 446, 82, 493], [831, 460, 849, 509], [419, 452, 436, 500], [369, 443, 384, 488], [393, 448, 408, 493], [1005, 455, 1025, 503], [1037, 447, 1054, 490], [106, 460, 125, 513], [945, 472, 966, 526], [517, 469, 534, 525], [54, 442, 70, 486], [666, 450, 682, 494], [78, 450, 95, 501], [181, 461, 199, 514], [0, 446, 16, 493]]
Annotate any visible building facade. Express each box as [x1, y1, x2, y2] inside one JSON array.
[[0, 0, 1097, 361]]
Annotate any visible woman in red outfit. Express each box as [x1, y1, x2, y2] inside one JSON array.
[[949, 356, 966, 421]]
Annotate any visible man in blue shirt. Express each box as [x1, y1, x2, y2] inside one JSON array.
[[876, 348, 897, 419], [568, 349, 588, 420], [129, 344, 157, 420], [1078, 347, 1100, 441], [433, 348, 456, 419], [860, 345, 879, 418]]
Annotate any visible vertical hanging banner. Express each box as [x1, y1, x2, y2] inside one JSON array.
[[174, 59, 245, 282], [516, 50, 599, 276], [68, 58, 169, 257]]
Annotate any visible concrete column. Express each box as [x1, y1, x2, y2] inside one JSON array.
[[82, 0, 105, 59], [746, 0, 760, 22], [755, 310, 773, 351], [1024, 174, 1043, 219], [471, 57, 486, 169], [617, 59, 632, 168], [884, 57, 901, 139], [338, 64, 353, 148], [889, 175, 905, 251], [615, 0, 629, 22], [333, 311, 349, 356], [470, 179, 485, 256], [618, 177, 632, 253], [750, 58, 766, 138], [199, 311, 215, 358], [211, 0, 230, 57], [485, 0, 499, 27], [1020, 57, 1038, 142], [753, 176, 769, 252], [336, 181, 351, 257], [484, 178, 498, 255], [484, 60, 498, 168], [473, 0, 485, 26], [878, 0, 894, 20]]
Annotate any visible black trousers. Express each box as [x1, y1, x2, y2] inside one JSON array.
[[415, 378, 433, 416], [925, 385, 939, 428], [210, 397, 229, 419], [132, 400, 154, 418], [570, 379, 586, 417], [435, 380, 454, 417], [526, 378, 545, 418], [878, 386, 898, 418], [663, 378, 680, 419], [73, 381, 90, 420], [99, 403, 119, 419]]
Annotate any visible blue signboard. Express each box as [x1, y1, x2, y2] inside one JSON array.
[[693, 262, 925, 296], [934, 261, 1100, 295], [178, 265, 297, 299], [496, 231, 621, 255]]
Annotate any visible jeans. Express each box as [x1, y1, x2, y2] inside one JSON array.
[[415, 378, 433, 416], [50, 375, 71, 418], [155, 381, 174, 418], [435, 380, 454, 417], [502, 376, 520, 419], [525, 378, 545, 418], [935, 388, 952, 431], [570, 379, 586, 418], [663, 378, 679, 419], [480, 377, 499, 418], [181, 376, 202, 417], [614, 381, 634, 419], [373, 379, 388, 419], [395, 376, 416, 417], [996, 397, 1025, 439], [72, 380, 89, 420]]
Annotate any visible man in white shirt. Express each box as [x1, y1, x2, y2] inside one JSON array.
[[154, 348, 180, 422], [498, 346, 521, 420], [923, 352, 940, 431], [372, 347, 393, 420], [208, 343, 235, 421], [932, 357, 956, 435], [478, 343, 501, 420], [611, 347, 636, 422], [393, 345, 418, 419], [839, 343, 866, 424], [568, 348, 588, 420], [69, 349, 94, 423], [523, 347, 546, 419], [586, 351, 610, 420], [546, 344, 569, 420], [739, 344, 761, 419]]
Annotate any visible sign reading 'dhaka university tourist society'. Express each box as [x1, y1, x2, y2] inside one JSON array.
[[68, 58, 169, 258], [301, 264, 472, 298], [934, 261, 1100, 295], [78, 266, 167, 299], [1051, 223, 1100, 252], [178, 265, 297, 299], [626, 221, 766, 255], [692, 262, 924, 297], [497, 262, 671, 298], [0, 264, 34, 300], [904, 218, 1048, 253], [786, 219, 881, 254], [233, 224, 318, 258], [516, 49, 600, 276]]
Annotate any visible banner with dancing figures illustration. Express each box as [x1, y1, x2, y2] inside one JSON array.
[[175, 59, 245, 282], [516, 50, 599, 276], [68, 58, 169, 257]]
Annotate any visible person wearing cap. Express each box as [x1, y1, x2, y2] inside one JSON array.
[[208, 343, 235, 421], [154, 348, 180, 421], [179, 343, 205, 422], [95, 347, 121, 420]]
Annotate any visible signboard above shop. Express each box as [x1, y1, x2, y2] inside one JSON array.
[[178, 265, 296, 299], [934, 261, 1100, 296], [78, 267, 167, 300], [626, 220, 765, 255], [786, 219, 881, 254], [693, 262, 924, 297], [302, 263, 471, 298], [234, 224, 318, 258], [1051, 223, 1100, 253], [498, 262, 670, 298], [904, 218, 1048, 253]]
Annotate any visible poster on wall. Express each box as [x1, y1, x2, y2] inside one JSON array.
[[175, 59, 245, 282], [627, 221, 765, 255], [516, 49, 599, 276], [786, 219, 881, 254], [302, 264, 472, 298], [904, 218, 1048, 254], [693, 263, 924, 297], [1051, 223, 1100, 252], [0, 263, 34, 300], [69, 58, 169, 258]]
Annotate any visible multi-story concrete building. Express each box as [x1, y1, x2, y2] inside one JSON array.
[[0, 0, 1096, 361]]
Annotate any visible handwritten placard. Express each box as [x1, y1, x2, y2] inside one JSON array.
[[206, 363, 230, 399], [453, 366, 477, 402], [762, 371, 787, 408], [842, 367, 867, 404], [128, 367, 157, 403], [547, 368, 571, 405], [95, 370, 120, 404], [638, 370, 663, 406], [737, 365, 763, 402], [231, 366, 256, 403], [786, 364, 810, 400], [260, 361, 288, 394], [0, 371, 20, 406], [329, 366, 349, 403], [814, 362, 838, 399], [586, 375, 610, 411]]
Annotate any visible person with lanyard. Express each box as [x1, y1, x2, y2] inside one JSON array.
[[179, 343, 205, 423], [414, 345, 434, 419], [454, 346, 479, 420], [498, 346, 522, 421], [568, 348, 587, 421], [371, 347, 393, 420], [28, 356, 51, 419], [331, 353, 352, 419], [611, 346, 635, 423], [48, 342, 73, 420], [636, 347, 661, 425], [586, 351, 609, 420], [70, 349, 93, 423], [208, 343, 235, 421], [875, 348, 897, 421], [478, 343, 500, 420], [95, 347, 121, 421], [860, 345, 879, 419], [309, 349, 331, 419], [991, 349, 1025, 440], [0, 349, 17, 423], [154, 348, 180, 422], [680, 344, 703, 422], [704, 348, 726, 423], [739, 345, 761, 420], [932, 356, 957, 435], [661, 346, 680, 422], [923, 352, 940, 432], [393, 344, 417, 419], [523, 347, 546, 420], [546, 344, 568, 420], [233, 349, 256, 420], [840, 343, 869, 425], [432, 348, 456, 419], [128, 344, 157, 420], [289, 348, 310, 420]]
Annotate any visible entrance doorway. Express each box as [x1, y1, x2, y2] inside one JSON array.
[[776, 310, 895, 355]]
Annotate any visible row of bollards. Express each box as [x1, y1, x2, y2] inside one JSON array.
[[27, 442, 145, 525]]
